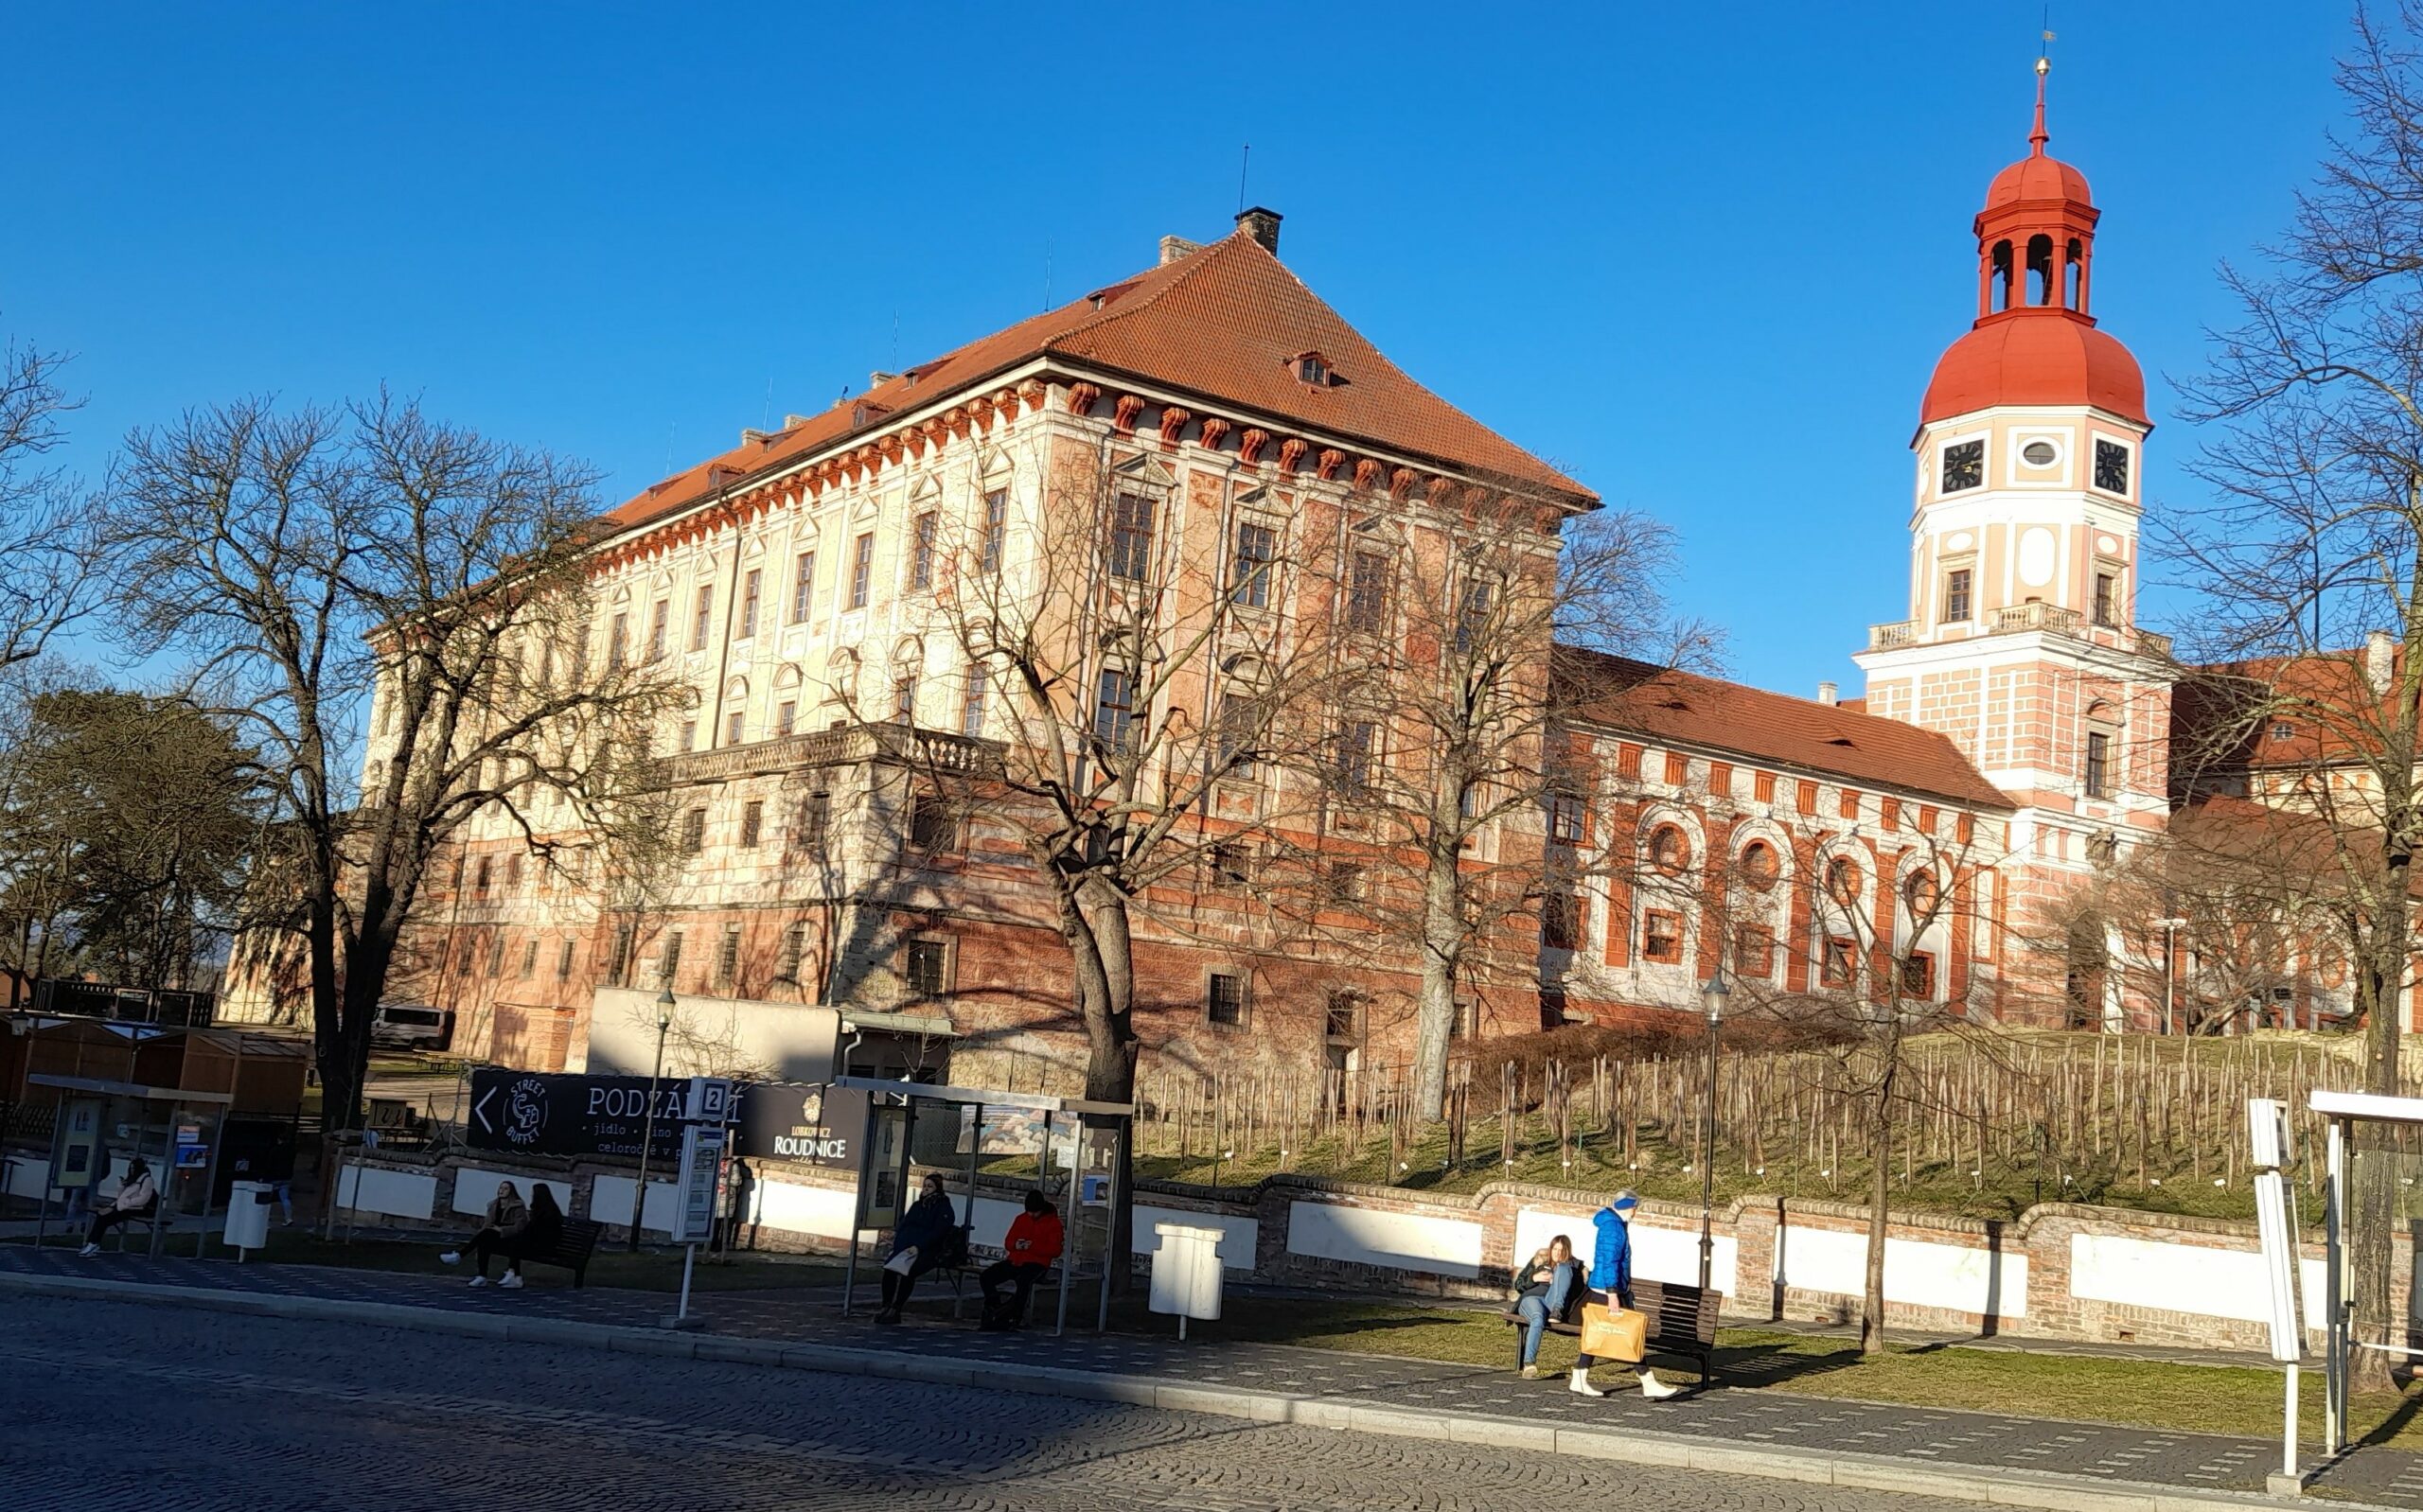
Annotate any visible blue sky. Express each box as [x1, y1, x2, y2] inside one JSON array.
[[1, 2, 2347, 696]]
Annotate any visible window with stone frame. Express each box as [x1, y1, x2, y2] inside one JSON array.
[[961, 670, 987, 738], [681, 807, 706, 853], [790, 551, 816, 623], [608, 612, 630, 670], [777, 700, 797, 736], [1345, 549, 1390, 632], [647, 599, 668, 660], [1541, 891, 1583, 951], [1230, 520, 1278, 608], [1901, 951, 1937, 998], [608, 924, 634, 986], [2084, 730, 2113, 799], [1106, 493, 1156, 583], [794, 791, 831, 853], [778, 923, 808, 984], [1733, 923, 1776, 977], [978, 489, 1006, 577], [690, 582, 714, 652], [1207, 973, 1248, 1028], [1943, 565, 1973, 623], [1821, 936, 1857, 988], [557, 939, 576, 981], [849, 533, 875, 610], [910, 511, 938, 591], [1324, 992, 1363, 1043], [1547, 790, 1586, 845], [1206, 843, 1253, 888], [475, 856, 492, 898], [1093, 667, 1138, 754], [907, 794, 956, 852], [520, 938, 537, 978], [716, 923, 741, 987], [740, 799, 764, 849], [662, 929, 684, 987], [904, 936, 953, 997], [739, 568, 763, 639], [1332, 717, 1377, 798], [1641, 908, 1684, 963]]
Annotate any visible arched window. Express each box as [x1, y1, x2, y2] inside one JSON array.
[[1990, 240, 2015, 312], [1648, 823, 1690, 875], [1825, 856, 1864, 908], [2026, 235, 2056, 306], [1739, 840, 1779, 892], [1903, 869, 1941, 918]]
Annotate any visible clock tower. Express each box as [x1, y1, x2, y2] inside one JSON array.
[[1852, 61, 2175, 1024]]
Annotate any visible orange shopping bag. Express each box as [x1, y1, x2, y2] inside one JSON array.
[[1578, 1302, 1647, 1363]]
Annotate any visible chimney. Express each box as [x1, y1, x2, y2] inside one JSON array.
[[867, 371, 898, 391], [1158, 234, 1204, 266], [2367, 628, 2397, 693], [1816, 680, 1839, 706], [1235, 205, 1282, 254]]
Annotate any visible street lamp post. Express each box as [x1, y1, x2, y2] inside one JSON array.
[[1697, 972, 1727, 1300], [628, 983, 675, 1253], [2155, 918, 2187, 1036]]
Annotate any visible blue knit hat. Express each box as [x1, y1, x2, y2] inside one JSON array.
[[1609, 1189, 1638, 1211]]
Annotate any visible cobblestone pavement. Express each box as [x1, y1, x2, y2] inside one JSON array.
[[6, 1294, 2004, 1512], [2, 1242, 2401, 1504]]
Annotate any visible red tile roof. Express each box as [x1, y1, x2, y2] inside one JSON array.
[[599, 229, 1592, 536], [1555, 645, 2010, 810]]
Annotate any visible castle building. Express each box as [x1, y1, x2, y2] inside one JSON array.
[[224, 66, 2354, 1077]]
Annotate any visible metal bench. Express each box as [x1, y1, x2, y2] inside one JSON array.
[[1500, 1277, 1724, 1384], [514, 1217, 602, 1287]]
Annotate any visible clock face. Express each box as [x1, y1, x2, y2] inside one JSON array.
[[2094, 439, 2130, 493], [1942, 440, 1985, 493]]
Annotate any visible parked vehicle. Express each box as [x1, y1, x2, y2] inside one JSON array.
[[369, 1002, 454, 1051]]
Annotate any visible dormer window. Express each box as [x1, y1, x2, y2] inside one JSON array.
[[1290, 351, 1335, 387]]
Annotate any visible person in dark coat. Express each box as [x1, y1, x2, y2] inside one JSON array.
[[1511, 1234, 1585, 1378], [440, 1181, 528, 1284], [875, 1173, 959, 1324], [494, 1184, 565, 1289]]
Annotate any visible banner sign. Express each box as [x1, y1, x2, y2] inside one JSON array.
[[672, 1125, 725, 1244], [734, 1082, 868, 1170], [466, 1069, 687, 1162]]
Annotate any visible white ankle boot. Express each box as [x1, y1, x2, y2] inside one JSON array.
[[1568, 1367, 1605, 1398], [1639, 1370, 1680, 1400]]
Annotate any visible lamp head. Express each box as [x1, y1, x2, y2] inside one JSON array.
[[656, 982, 676, 1028], [1700, 972, 1729, 1026]]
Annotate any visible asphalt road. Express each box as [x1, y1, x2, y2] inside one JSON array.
[[1, 1294, 2015, 1511]]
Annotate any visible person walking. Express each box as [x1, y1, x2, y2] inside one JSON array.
[[1583, 1190, 1679, 1400], [978, 1189, 1063, 1329], [875, 1173, 960, 1325], [439, 1180, 529, 1286], [77, 1158, 158, 1257], [1512, 1234, 1584, 1379]]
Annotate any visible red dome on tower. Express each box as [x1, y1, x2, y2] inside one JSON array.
[[1918, 62, 2148, 430]]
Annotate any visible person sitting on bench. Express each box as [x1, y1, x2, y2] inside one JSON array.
[[486, 1184, 565, 1290], [78, 1159, 157, 1257], [978, 1189, 1063, 1329], [875, 1173, 960, 1325], [440, 1181, 529, 1285], [1511, 1234, 1583, 1379]]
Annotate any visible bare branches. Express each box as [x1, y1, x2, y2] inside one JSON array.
[[0, 338, 97, 668]]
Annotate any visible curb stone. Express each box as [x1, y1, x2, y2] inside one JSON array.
[[0, 1270, 2361, 1512]]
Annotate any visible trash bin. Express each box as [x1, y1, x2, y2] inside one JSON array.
[[1148, 1222, 1225, 1337], [223, 1180, 273, 1256]]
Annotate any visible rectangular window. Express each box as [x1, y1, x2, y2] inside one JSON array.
[[776, 700, 797, 736], [1663, 752, 1689, 786], [1641, 908, 1683, 963], [1901, 951, 1937, 998], [1754, 770, 1777, 804], [681, 807, 706, 853], [504, 853, 522, 888], [961, 671, 987, 737], [777, 923, 806, 984], [910, 511, 937, 590], [726, 709, 745, 746], [1093, 667, 1137, 753], [739, 569, 762, 638], [1107, 493, 1156, 582], [1207, 843, 1252, 888], [1795, 779, 1818, 816], [1216, 692, 1261, 775], [849, 533, 874, 609], [740, 799, 763, 849], [908, 795, 954, 852], [790, 551, 816, 623], [1838, 789, 1859, 820], [520, 939, 537, 978], [905, 937, 951, 996], [979, 489, 1005, 577], [716, 923, 741, 986], [893, 677, 916, 723], [1542, 892, 1583, 952], [691, 583, 714, 652], [475, 856, 492, 898], [557, 939, 575, 981], [1734, 923, 1775, 977], [1822, 937, 1856, 989], [662, 929, 684, 988], [1455, 583, 1492, 653], [1175, 971, 1239, 1034], [796, 791, 830, 852], [2084, 730, 2112, 798], [1707, 761, 1733, 798], [608, 612, 629, 670], [1325, 993, 1361, 1042], [647, 600, 669, 661], [1230, 520, 1277, 608], [608, 924, 633, 986], [1547, 792, 1585, 844], [679, 718, 698, 752], [1328, 860, 1365, 902], [1346, 550, 1389, 632], [2093, 571, 2116, 626], [1333, 718, 1376, 796], [1616, 743, 1643, 781], [1944, 567, 1973, 623]]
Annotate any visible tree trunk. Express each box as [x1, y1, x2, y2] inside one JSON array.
[[1861, 1058, 1898, 1356], [1411, 848, 1462, 1123], [1062, 874, 1141, 1296], [2354, 920, 2409, 1390]]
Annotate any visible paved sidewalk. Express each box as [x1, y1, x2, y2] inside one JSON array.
[[0, 1242, 2397, 1508]]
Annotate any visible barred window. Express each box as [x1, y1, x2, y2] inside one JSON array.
[[1207, 973, 1247, 1028]]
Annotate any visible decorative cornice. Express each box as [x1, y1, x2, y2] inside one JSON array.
[[1158, 406, 1192, 447]]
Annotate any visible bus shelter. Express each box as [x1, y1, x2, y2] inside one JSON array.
[[2308, 1088, 2423, 1455], [832, 1077, 1132, 1336], [30, 1073, 233, 1258]]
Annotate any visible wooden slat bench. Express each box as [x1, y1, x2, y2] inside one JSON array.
[[1499, 1277, 1724, 1385], [516, 1217, 602, 1288]]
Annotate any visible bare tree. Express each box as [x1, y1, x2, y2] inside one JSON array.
[[0, 338, 96, 667], [2163, 0, 2423, 1381], [1293, 494, 1714, 1123], [99, 394, 681, 1129]]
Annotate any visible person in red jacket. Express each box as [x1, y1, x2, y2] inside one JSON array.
[[979, 1189, 1064, 1328]]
